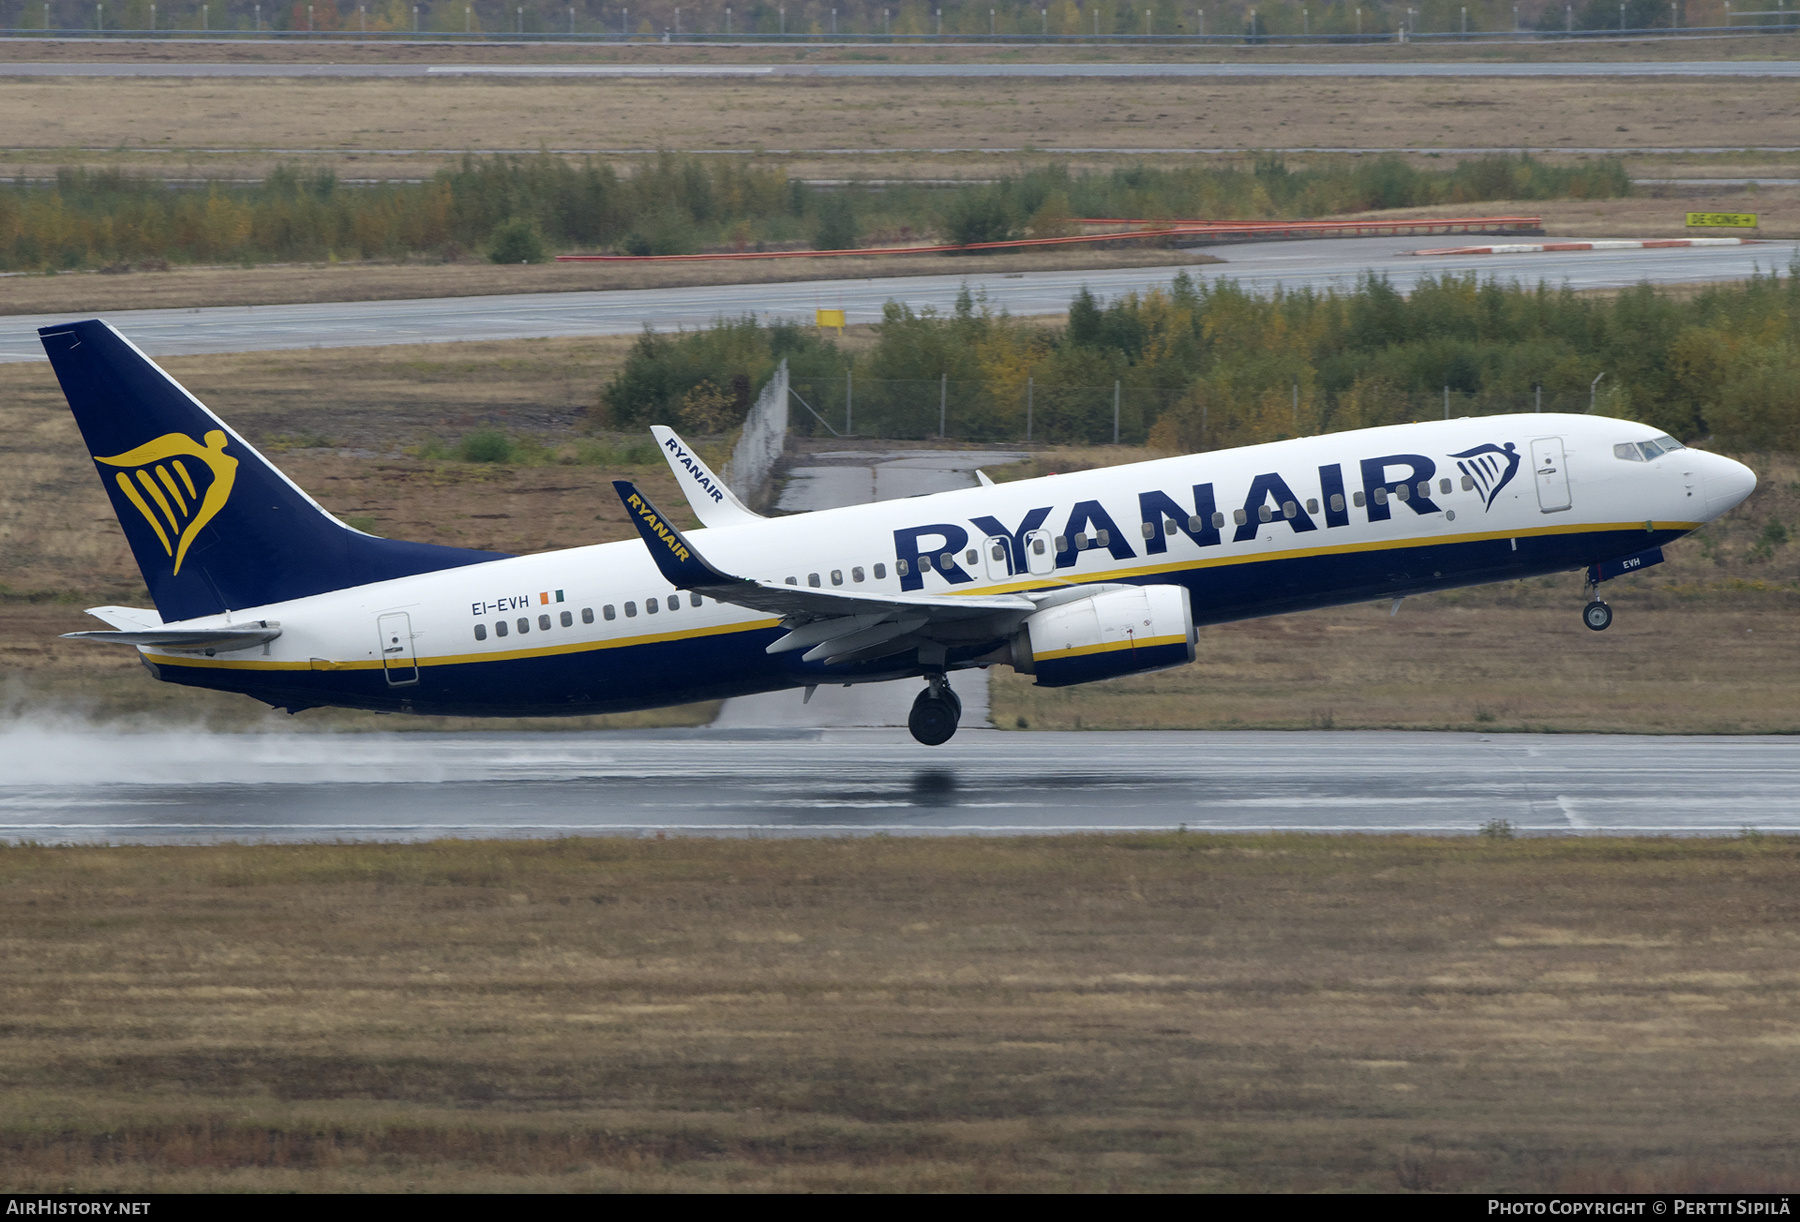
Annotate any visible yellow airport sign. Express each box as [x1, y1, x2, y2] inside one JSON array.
[[815, 308, 846, 332], [1686, 212, 1759, 228]]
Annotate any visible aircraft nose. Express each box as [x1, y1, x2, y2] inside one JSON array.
[[1702, 453, 1757, 519]]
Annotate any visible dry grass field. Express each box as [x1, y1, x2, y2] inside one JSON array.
[[1, 833, 1796, 1192], [3, 74, 1796, 172], [3, 340, 1797, 733]]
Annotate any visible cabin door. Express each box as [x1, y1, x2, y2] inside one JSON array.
[[377, 611, 419, 686], [1530, 437, 1572, 513]]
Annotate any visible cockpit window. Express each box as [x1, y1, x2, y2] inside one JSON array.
[[1616, 435, 1687, 462]]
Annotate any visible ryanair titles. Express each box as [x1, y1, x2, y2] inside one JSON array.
[[661, 436, 728, 505], [627, 491, 693, 563], [892, 449, 1489, 591]]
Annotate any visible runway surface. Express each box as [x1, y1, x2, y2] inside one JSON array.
[[6, 59, 1800, 77], [1, 727, 1794, 843], [9, 235, 1795, 362]]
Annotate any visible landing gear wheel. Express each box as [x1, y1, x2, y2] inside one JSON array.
[[1583, 600, 1613, 632], [909, 686, 961, 747]]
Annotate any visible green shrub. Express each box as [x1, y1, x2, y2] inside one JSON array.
[[487, 217, 547, 265], [812, 192, 859, 251], [459, 430, 516, 463]]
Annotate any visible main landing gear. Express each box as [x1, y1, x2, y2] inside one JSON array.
[[909, 674, 963, 746]]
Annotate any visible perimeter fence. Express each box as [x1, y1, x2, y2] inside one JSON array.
[[787, 375, 1611, 448]]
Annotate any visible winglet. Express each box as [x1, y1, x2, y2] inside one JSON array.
[[649, 426, 764, 529], [613, 480, 751, 592]]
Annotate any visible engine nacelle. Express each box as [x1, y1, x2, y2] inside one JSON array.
[[1011, 584, 1195, 687]]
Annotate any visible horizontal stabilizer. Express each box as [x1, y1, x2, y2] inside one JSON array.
[[64, 621, 281, 653]]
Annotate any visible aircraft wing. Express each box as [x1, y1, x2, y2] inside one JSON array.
[[612, 480, 1035, 665], [649, 426, 765, 529]]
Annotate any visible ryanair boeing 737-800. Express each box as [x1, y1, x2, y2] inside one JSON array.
[[41, 320, 1756, 745]]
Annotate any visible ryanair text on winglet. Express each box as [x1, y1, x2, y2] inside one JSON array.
[[662, 436, 727, 505], [629, 492, 692, 563]]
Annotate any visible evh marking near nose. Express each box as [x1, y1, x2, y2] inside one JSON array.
[[40, 320, 1756, 746]]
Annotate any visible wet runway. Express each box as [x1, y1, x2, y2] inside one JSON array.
[[8, 236, 1795, 362], [2, 727, 1795, 844]]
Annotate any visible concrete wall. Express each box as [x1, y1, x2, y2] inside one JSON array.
[[723, 358, 788, 512]]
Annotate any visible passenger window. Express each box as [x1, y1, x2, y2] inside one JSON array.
[[1031, 538, 1046, 555], [939, 553, 955, 569], [874, 563, 887, 579], [1438, 478, 1452, 494], [919, 555, 933, 571], [991, 542, 1006, 561], [668, 594, 682, 610], [583, 607, 595, 624], [1096, 530, 1110, 547], [1417, 481, 1430, 499], [1374, 487, 1389, 505], [1233, 509, 1247, 526], [1282, 501, 1297, 519], [1211, 512, 1226, 529], [496, 620, 508, 637], [1258, 505, 1272, 523], [474, 624, 487, 641], [538, 614, 552, 631], [852, 566, 865, 582], [1462, 474, 1475, 490], [1330, 493, 1345, 512], [1395, 485, 1410, 502], [692, 595, 703, 606], [517, 617, 530, 634], [602, 605, 615, 621], [893, 560, 906, 576], [965, 549, 978, 565], [1140, 521, 1156, 539], [624, 602, 637, 617], [1305, 498, 1318, 514], [1073, 534, 1089, 550], [784, 576, 797, 586], [1186, 515, 1201, 533], [1353, 491, 1366, 507], [831, 570, 843, 586], [1054, 535, 1067, 551], [808, 573, 821, 588], [646, 597, 659, 613]]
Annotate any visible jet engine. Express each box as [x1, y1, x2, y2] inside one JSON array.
[[1010, 584, 1195, 687]]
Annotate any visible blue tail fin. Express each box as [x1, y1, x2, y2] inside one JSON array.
[[41, 320, 510, 622]]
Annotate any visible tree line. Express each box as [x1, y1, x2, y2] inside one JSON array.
[[12, 1, 1738, 37], [597, 267, 1800, 452], [0, 152, 1627, 271]]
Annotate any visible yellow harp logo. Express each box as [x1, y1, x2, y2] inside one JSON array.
[[95, 430, 238, 575]]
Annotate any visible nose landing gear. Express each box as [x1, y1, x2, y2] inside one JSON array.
[[908, 674, 962, 746], [1581, 568, 1614, 632]]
